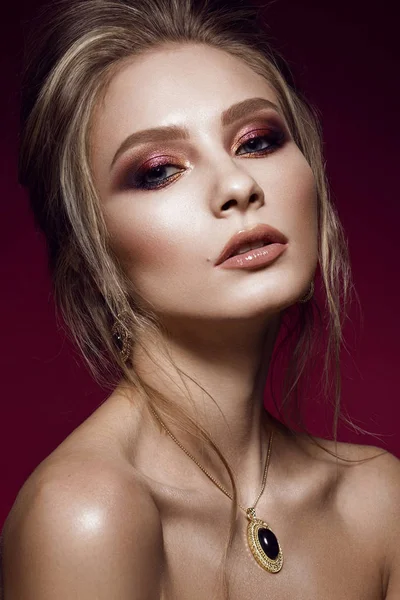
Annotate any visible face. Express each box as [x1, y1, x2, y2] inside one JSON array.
[[91, 44, 318, 325]]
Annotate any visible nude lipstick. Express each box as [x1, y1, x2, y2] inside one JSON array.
[[215, 223, 288, 270]]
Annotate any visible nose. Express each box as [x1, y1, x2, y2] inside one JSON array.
[[210, 157, 265, 216]]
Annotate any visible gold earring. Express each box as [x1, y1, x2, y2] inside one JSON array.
[[299, 280, 314, 303], [111, 313, 132, 363]]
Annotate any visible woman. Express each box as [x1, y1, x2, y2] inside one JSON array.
[[1, 0, 399, 597]]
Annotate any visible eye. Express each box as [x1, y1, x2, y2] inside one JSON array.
[[124, 128, 285, 192], [235, 129, 285, 157], [131, 163, 184, 190]]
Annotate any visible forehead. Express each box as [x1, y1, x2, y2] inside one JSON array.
[[94, 43, 279, 137]]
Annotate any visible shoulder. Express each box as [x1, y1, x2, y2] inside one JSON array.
[[306, 436, 400, 512], [346, 445, 400, 599], [340, 444, 400, 599], [297, 433, 400, 505], [310, 437, 400, 598], [333, 441, 400, 519], [1, 450, 163, 598]]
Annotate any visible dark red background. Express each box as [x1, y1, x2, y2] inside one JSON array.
[[1, 0, 399, 529]]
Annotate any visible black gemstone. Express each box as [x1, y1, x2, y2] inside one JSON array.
[[258, 527, 279, 560], [113, 333, 123, 351]]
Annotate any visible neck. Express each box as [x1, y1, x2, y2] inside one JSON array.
[[127, 313, 285, 506]]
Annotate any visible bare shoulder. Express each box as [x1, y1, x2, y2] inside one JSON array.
[[339, 442, 400, 600], [1, 448, 164, 598], [330, 439, 400, 511], [305, 435, 400, 504], [303, 435, 400, 599], [337, 442, 400, 600]]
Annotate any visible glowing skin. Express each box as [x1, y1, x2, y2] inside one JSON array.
[[90, 43, 318, 492], [92, 44, 318, 325], [5, 44, 394, 600]]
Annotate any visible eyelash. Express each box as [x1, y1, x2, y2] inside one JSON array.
[[130, 129, 285, 191]]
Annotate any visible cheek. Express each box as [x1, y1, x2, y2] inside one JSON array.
[[266, 147, 319, 270], [279, 150, 318, 235], [103, 197, 191, 274], [294, 162, 319, 267]]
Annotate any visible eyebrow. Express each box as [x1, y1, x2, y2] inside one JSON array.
[[110, 97, 280, 170]]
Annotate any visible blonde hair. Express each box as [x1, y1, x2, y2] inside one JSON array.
[[19, 0, 370, 595]]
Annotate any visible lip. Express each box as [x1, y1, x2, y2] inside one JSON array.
[[217, 243, 288, 270], [214, 223, 288, 267]]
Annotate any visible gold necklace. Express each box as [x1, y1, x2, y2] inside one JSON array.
[[148, 405, 283, 573]]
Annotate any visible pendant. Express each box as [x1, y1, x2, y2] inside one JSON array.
[[246, 508, 283, 573]]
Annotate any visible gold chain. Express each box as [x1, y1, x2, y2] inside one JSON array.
[[148, 404, 274, 515]]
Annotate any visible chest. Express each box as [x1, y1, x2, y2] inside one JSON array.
[[156, 490, 384, 600]]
